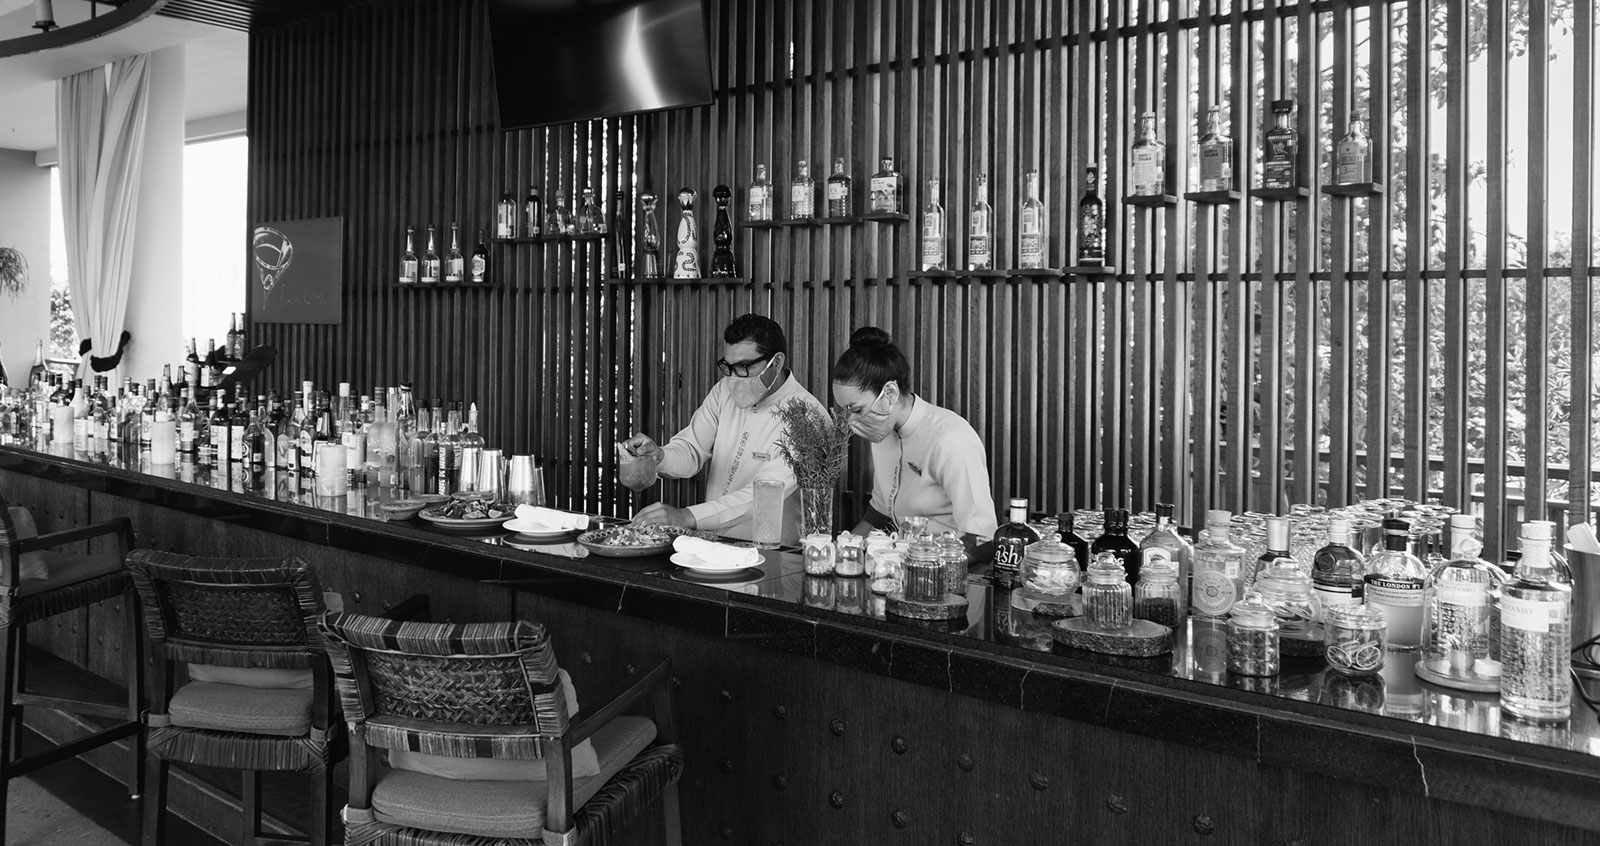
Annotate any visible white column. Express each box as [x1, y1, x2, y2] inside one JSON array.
[[120, 43, 184, 381]]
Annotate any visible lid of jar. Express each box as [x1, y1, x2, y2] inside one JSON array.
[[936, 530, 965, 550], [1228, 597, 1279, 627], [1024, 533, 1076, 565], [1085, 552, 1126, 583], [907, 537, 942, 563], [801, 532, 833, 545], [1323, 602, 1387, 629]]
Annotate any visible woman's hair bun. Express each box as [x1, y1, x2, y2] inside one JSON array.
[[849, 326, 892, 349]]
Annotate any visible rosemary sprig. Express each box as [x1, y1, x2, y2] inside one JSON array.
[[773, 398, 853, 488]]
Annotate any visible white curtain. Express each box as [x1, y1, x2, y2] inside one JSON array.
[[56, 54, 150, 380]]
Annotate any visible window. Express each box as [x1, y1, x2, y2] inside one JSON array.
[[183, 135, 247, 346]]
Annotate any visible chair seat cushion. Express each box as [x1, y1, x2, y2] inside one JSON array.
[[168, 681, 314, 737], [187, 664, 315, 690], [371, 716, 657, 840], [16, 552, 121, 598]]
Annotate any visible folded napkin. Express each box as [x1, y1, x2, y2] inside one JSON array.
[[673, 536, 761, 568], [513, 505, 591, 531]]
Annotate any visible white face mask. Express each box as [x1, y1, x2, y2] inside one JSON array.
[[729, 356, 778, 409], [848, 382, 897, 442]]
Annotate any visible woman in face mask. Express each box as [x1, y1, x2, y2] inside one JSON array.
[[831, 327, 999, 549]]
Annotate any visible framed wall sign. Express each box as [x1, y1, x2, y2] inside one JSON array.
[[250, 216, 343, 324]]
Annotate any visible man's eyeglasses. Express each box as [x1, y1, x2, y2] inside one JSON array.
[[716, 352, 776, 378]]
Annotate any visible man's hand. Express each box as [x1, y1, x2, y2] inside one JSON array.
[[620, 433, 663, 461], [633, 502, 695, 529]]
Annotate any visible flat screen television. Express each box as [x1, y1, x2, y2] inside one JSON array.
[[487, 0, 713, 130]]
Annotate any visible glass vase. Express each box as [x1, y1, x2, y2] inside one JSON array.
[[799, 484, 836, 538]]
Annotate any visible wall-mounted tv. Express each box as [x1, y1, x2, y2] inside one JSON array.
[[487, 0, 713, 130]]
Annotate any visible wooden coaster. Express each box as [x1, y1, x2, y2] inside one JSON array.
[[886, 592, 970, 622], [1051, 617, 1174, 657]]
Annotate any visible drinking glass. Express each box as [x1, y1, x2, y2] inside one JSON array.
[[752, 477, 784, 548]]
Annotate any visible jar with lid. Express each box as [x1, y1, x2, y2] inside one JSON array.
[[1226, 597, 1281, 676], [1014, 533, 1080, 616], [802, 533, 837, 576], [1083, 553, 1133, 630], [1323, 603, 1387, 675], [835, 531, 866, 577], [902, 537, 946, 602], [1134, 557, 1183, 628], [935, 531, 969, 595], [1245, 562, 1321, 639]]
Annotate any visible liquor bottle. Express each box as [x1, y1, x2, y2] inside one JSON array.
[[435, 401, 464, 495], [1422, 513, 1505, 679], [93, 379, 114, 448], [1314, 518, 1366, 608], [1018, 169, 1045, 269], [399, 226, 419, 284], [1364, 518, 1426, 649], [395, 386, 420, 492], [225, 316, 240, 361], [333, 382, 352, 439], [1191, 510, 1245, 619], [1077, 164, 1105, 266], [920, 177, 946, 271], [790, 160, 816, 220], [69, 379, 89, 450], [748, 164, 773, 221], [461, 402, 486, 451], [968, 173, 993, 271], [277, 391, 304, 472], [205, 393, 228, 468], [1055, 510, 1092, 573], [1251, 516, 1295, 590], [576, 187, 601, 234], [0, 339, 7, 388], [233, 314, 248, 358], [141, 379, 158, 450], [1499, 521, 1573, 721], [1139, 503, 1192, 602], [640, 192, 663, 279], [610, 189, 629, 277], [710, 185, 737, 278], [825, 158, 852, 217], [245, 398, 269, 471], [672, 187, 701, 279], [444, 223, 465, 283], [1131, 112, 1166, 197], [345, 394, 369, 487], [296, 381, 319, 473], [27, 340, 45, 388], [185, 338, 201, 389], [1197, 104, 1234, 192], [179, 388, 201, 455], [421, 225, 440, 284], [470, 228, 490, 284], [1335, 110, 1372, 185], [869, 156, 903, 214], [1091, 508, 1141, 583], [370, 387, 398, 487], [1262, 98, 1298, 190], [548, 191, 573, 235], [495, 190, 516, 239], [229, 391, 250, 463], [991, 497, 1040, 590], [524, 185, 543, 237]]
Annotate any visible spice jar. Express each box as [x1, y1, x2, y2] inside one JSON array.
[[835, 531, 865, 577], [936, 531, 969, 595], [1227, 597, 1281, 676], [802, 533, 836, 576], [1021, 532, 1080, 595], [1246, 563, 1322, 639], [902, 538, 946, 602], [1083, 553, 1133, 630], [1134, 557, 1183, 628], [1323, 603, 1388, 675]]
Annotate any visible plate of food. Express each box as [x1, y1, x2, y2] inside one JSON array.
[[417, 497, 516, 531], [576, 523, 693, 557]]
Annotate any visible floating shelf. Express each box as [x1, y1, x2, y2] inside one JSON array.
[[1249, 186, 1312, 201], [570, 232, 607, 241], [1011, 267, 1062, 277], [1185, 190, 1242, 204], [394, 281, 498, 289], [816, 215, 855, 225], [777, 218, 822, 227], [604, 276, 747, 286], [1063, 265, 1117, 277], [1320, 181, 1385, 197], [1124, 193, 1178, 207], [861, 211, 910, 222], [739, 219, 782, 229], [490, 236, 544, 244]]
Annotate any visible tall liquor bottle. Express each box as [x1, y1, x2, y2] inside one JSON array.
[[179, 388, 202, 455], [1091, 508, 1141, 582], [640, 192, 663, 279], [576, 187, 601, 234], [869, 156, 903, 214], [548, 191, 573, 235], [1056, 510, 1092, 573], [27, 340, 44, 388], [225, 316, 240, 360], [444, 223, 465, 283], [233, 314, 247, 357], [1364, 518, 1426, 649], [968, 173, 993, 270], [991, 497, 1040, 590], [277, 391, 304, 472], [229, 390, 250, 463], [495, 190, 516, 239], [1313, 518, 1366, 607], [1191, 510, 1244, 619], [710, 185, 737, 278], [185, 338, 201, 389], [1131, 112, 1166, 197], [205, 393, 228, 468], [825, 158, 852, 217], [470, 228, 490, 284], [523, 186, 543, 237], [611, 189, 629, 277], [672, 187, 701, 278], [1197, 104, 1234, 192], [0, 339, 7, 388], [245, 397, 270, 471], [1499, 521, 1573, 721], [1262, 99, 1298, 190], [435, 402, 464, 495], [1421, 514, 1505, 679], [790, 160, 816, 220], [1018, 169, 1045, 269], [920, 176, 946, 271], [421, 225, 441, 284], [747, 164, 773, 221], [1335, 111, 1372, 185], [1077, 164, 1105, 266], [399, 226, 419, 284]]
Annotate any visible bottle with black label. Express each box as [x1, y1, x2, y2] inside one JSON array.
[[1313, 518, 1366, 608], [991, 497, 1039, 590]]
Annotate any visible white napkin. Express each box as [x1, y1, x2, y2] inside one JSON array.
[[673, 536, 761, 568], [514, 505, 591, 531]]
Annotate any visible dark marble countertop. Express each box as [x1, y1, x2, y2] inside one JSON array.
[[3, 441, 1597, 829]]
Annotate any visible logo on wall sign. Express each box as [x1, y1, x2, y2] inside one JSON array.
[[252, 226, 294, 295]]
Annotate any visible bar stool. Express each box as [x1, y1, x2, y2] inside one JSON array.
[[318, 611, 684, 846], [0, 499, 143, 843], [126, 550, 341, 846]]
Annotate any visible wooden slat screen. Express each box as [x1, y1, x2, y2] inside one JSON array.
[[249, 0, 1599, 548]]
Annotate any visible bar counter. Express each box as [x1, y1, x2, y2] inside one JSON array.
[[2, 441, 1597, 844]]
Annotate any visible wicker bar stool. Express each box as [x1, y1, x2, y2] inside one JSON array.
[[318, 612, 684, 846], [0, 500, 143, 843], [126, 550, 342, 846]]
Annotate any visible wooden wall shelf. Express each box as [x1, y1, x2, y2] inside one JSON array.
[[1249, 186, 1312, 201], [1186, 190, 1242, 204], [1320, 182, 1385, 197], [861, 211, 910, 222], [1124, 193, 1178, 207], [604, 276, 747, 286]]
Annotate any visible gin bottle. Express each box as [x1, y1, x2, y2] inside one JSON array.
[[495, 190, 516, 239], [469, 228, 489, 284], [991, 497, 1040, 590], [444, 222, 464, 283], [547, 191, 573, 235], [968, 173, 993, 270], [790, 160, 816, 220], [1198, 104, 1234, 192], [1131, 112, 1166, 196], [421, 225, 440, 284], [1018, 169, 1045, 269], [1077, 164, 1104, 266], [1312, 518, 1366, 608], [1422, 514, 1505, 679], [748, 164, 773, 221], [523, 185, 542, 237], [576, 187, 601, 234], [1499, 521, 1573, 721], [869, 156, 902, 213], [1364, 518, 1426, 650], [1139, 502, 1192, 605], [1191, 510, 1245, 619], [825, 158, 852, 216], [920, 176, 945, 271], [1262, 99, 1298, 189], [399, 226, 418, 284], [1335, 111, 1372, 185]]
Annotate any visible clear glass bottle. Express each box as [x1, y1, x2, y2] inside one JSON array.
[[1313, 518, 1366, 609], [444, 222, 465, 283], [639, 191, 663, 279], [576, 187, 601, 233], [1197, 104, 1234, 192], [869, 156, 902, 213], [1018, 168, 1045, 269], [991, 497, 1040, 590], [920, 176, 945, 271], [435, 401, 463, 495], [1084, 553, 1133, 631], [1335, 110, 1372, 185], [523, 185, 543, 237], [1499, 521, 1573, 721], [470, 228, 489, 284], [495, 190, 516, 239], [790, 160, 816, 220], [747, 164, 773, 221], [548, 191, 573, 235], [1131, 111, 1166, 196], [1191, 510, 1246, 619], [1139, 502, 1192, 607], [1422, 513, 1506, 680], [968, 172, 993, 270], [419, 225, 439, 285], [825, 157, 851, 217], [245, 398, 269, 470], [1077, 164, 1105, 266], [1262, 98, 1298, 189], [277, 391, 304, 472], [1134, 557, 1183, 628], [1091, 507, 1140, 582], [179, 388, 201, 455], [1364, 518, 1427, 650], [1252, 516, 1296, 588], [399, 226, 419, 284], [1227, 597, 1281, 677]]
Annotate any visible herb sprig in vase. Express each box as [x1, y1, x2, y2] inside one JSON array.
[[773, 399, 852, 537]]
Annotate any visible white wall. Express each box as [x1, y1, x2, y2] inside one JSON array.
[[0, 146, 52, 385], [120, 44, 185, 380]]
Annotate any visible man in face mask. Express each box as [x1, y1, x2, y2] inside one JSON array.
[[622, 314, 826, 543]]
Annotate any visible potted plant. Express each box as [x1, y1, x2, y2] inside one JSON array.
[[0, 245, 26, 298], [773, 399, 853, 537]]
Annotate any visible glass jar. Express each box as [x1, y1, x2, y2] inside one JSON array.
[[1226, 597, 1281, 676], [835, 531, 865, 577], [1245, 563, 1321, 639], [1083, 553, 1133, 630], [1020, 533, 1080, 598], [1134, 557, 1183, 628], [902, 538, 945, 602], [801, 533, 836, 576], [935, 531, 968, 595], [1323, 603, 1388, 675]]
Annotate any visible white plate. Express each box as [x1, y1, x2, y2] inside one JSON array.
[[503, 518, 580, 538], [671, 551, 761, 574]]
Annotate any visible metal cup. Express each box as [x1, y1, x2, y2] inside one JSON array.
[[507, 455, 544, 507], [457, 446, 482, 492], [479, 448, 504, 499]]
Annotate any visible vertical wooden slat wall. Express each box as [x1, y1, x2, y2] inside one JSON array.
[[249, 0, 1600, 534]]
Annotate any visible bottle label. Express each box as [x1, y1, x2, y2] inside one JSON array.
[[180, 421, 195, 448], [968, 234, 991, 268], [1192, 570, 1236, 616], [1314, 584, 1360, 607], [1199, 143, 1233, 190], [1435, 579, 1488, 608], [1263, 135, 1297, 188], [869, 176, 898, 212], [921, 217, 944, 270], [747, 186, 769, 219], [445, 258, 463, 282], [470, 255, 487, 282], [1365, 575, 1424, 647], [791, 185, 812, 216], [826, 182, 847, 201], [1336, 141, 1368, 184], [400, 259, 417, 283], [1142, 547, 1172, 569], [1132, 148, 1162, 195], [231, 425, 246, 460], [422, 261, 439, 283], [993, 539, 1026, 577], [1019, 211, 1042, 267], [1500, 594, 1567, 634]]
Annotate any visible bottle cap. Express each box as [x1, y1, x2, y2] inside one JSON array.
[[1009, 497, 1028, 509], [1521, 521, 1555, 542], [1156, 502, 1175, 519], [1271, 98, 1295, 112], [1327, 518, 1351, 541], [1382, 517, 1409, 535], [1266, 516, 1290, 550], [1449, 513, 1476, 531], [1206, 509, 1232, 527]]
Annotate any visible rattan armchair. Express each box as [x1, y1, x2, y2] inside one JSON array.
[[126, 550, 342, 846], [318, 612, 684, 846], [0, 499, 143, 843]]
